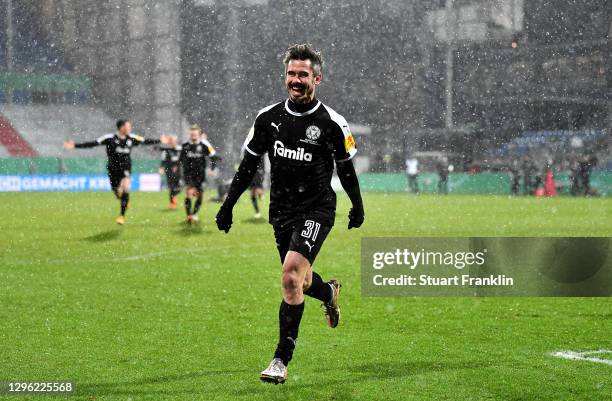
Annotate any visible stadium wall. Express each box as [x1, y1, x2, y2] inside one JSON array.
[[359, 172, 612, 196], [0, 157, 159, 175], [1, 160, 611, 196], [0, 174, 161, 192]]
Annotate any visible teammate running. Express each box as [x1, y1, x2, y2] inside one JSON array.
[[180, 125, 218, 224], [215, 44, 364, 384], [241, 128, 266, 219], [249, 160, 265, 219], [63, 120, 167, 224], [159, 135, 182, 209]]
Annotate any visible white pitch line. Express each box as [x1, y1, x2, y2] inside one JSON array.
[[550, 350, 612, 366], [5, 248, 208, 267]]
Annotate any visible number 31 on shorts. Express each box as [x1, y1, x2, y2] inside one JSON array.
[[301, 220, 321, 241]]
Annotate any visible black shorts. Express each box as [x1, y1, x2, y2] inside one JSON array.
[[184, 173, 205, 190], [250, 171, 264, 189], [165, 170, 181, 189], [108, 169, 130, 190], [274, 218, 332, 265]]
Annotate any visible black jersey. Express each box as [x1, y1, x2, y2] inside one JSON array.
[[161, 146, 182, 170], [180, 139, 216, 177], [75, 133, 158, 172], [243, 99, 357, 228]]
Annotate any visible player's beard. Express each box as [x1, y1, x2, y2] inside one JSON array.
[[287, 83, 314, 104]]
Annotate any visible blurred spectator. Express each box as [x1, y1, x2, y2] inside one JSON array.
[[569, 158, 580, 196], [510, 159, 520, 195], [437, 156, 449, 194], [578, 154, 597, 196], [405, 156, 419, 194], [522, 157, 537, 195]]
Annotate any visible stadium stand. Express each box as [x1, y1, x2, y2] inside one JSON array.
[[0, 144, 10, 157], [498, 130, 608, 156], [496, 130, 611, 171], [0, 113, 37, 156], [0, 4, 116, 159], [0, 104, 118, 157], [6, 2, 72, 73], [0, 43, 4, 72]]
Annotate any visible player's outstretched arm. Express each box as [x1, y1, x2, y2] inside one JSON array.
[[337, 160, 364, 229], [64, 139, 99, 149], [215, 152, 261, 233], [135, 134, 169, 146]]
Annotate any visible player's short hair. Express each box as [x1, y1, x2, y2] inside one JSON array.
[[190, 124, 202, 133], [283, 44, 323, 77], [116, 119, 130, 130]]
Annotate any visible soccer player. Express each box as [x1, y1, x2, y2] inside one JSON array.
[[63, 120, 167, 224], [180, 125, 218, 224], [215, 44, 364, 384], [405, 155, 419, 194], [437, 156, 449, 194], [159, 135, 182, 209], [249, 160, 265, 218], [241, 129, 266, 219]]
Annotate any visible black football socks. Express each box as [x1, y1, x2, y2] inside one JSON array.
[[274, 300, 304, 366], [193, 194, 203, 214], [304, 271, 333, 303], [120, 193, 129, 216], [251, 195, 260, 213], [184, 198, 192, 215]]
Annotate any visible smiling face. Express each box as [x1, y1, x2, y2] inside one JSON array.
[[189, 129, 201, 143], [285, 59, 322, 104]]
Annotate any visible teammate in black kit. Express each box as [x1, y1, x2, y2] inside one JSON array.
[[241, 129, 266, 219], [250, 160, 265, 218], [216, 44, 364, 384], [64, 119, 167, 224], [159, 135, 182, 209], [180, 125, 218, 224]]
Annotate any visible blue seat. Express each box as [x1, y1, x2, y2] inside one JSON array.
[[12, 90, 32, 105]]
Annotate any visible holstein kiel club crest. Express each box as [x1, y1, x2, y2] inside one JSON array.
[[305, 125, 321, 141]]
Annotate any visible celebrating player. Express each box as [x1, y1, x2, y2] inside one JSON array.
[[249, 159, 265, 219], [63, 120, 168, 224], [180, 125, 219, 224], [241, 128, 266, 219], [159, 135, 182, 209], [216, 44, 364, 384]]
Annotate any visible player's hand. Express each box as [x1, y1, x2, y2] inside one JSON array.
[[348, 206, 364, 229], [158, 167, 164, 175], [216, 206, 233, 233], [63, 140, 75, 150]]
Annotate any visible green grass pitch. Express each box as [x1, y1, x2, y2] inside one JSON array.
[[1, 192, 611, 401]]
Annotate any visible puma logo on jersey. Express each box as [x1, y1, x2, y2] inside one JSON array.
[[271, 122, 282, 132], [273, 140, 312, 162], [304, 240, 314, 253]]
